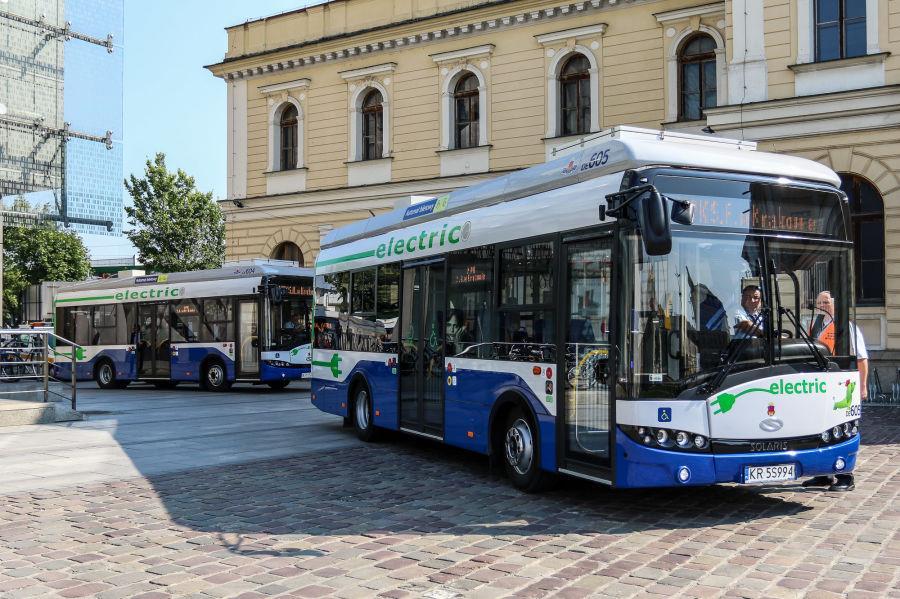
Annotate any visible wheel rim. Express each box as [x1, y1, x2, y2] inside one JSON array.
[[356, 389, 370, 430], [99, 364, 113, 385], [208, 365, 224, 387], [505, 418, 534, 475]]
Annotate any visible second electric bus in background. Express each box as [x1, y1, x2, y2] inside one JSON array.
[[53, 260, 313, 390]]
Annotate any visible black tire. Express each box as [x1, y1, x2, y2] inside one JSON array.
[[352, 383, 378, 442], [94, 360, 118, 390], [500, 407, 555, 493], [201, 360, 231, 392], [267, 380, 290, 390]]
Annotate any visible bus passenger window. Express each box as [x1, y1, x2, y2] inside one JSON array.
[[498, 241, 555, 361], [447, 246, 494, 359]]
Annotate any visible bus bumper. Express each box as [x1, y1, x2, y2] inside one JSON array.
[[614, 428, 859, 488], [260, 361, 310, 382]]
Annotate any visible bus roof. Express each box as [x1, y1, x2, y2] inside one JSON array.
[[322, 126, 841, 249], [57, 260, 314, 293]]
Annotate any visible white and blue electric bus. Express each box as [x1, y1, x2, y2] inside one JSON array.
[[312, 126, 861, 490], [54, 261, 313, 391]]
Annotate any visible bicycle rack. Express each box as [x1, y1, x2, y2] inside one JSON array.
[[0, 329, 81, 411]]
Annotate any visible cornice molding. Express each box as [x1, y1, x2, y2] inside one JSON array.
[[430, 44, 495, 63], [257, 78, 310, 94], [534, 23, 608, 45], [339, 62, 397, 80], [215, 0, 648, 81], [654, 2, 726, 23], [703, 84, 900, 139]]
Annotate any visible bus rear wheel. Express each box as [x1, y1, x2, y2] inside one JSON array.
[[95, 360, 118, 390], [202, 361, 231, 392], [501, 407, 554, 493], [267, 380, 290, 390], [352, 384, 378, 442]]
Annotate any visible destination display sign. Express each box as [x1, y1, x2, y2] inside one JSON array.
[[657, 176, 844, 237]]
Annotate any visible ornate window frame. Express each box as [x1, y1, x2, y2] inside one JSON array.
[[797, 0, 879, 65], [259, 78, 309, 172], [536, 25, 606, 141], [341, 63, 395, 163], [259, 79, 309, 195], [432, 45, 493, 151], [656, 6, 726, 124]]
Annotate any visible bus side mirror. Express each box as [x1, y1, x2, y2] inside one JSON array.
[[639, 190, 672, 256]]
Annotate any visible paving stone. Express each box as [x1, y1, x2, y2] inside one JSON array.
[[0, 395, 896, 599]]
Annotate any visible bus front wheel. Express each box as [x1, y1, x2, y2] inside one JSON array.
[[352, 384, 378, 442], [202, 361, 231, 392], [502, 408, 554, 493]]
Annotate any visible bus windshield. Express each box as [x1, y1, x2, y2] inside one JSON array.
[[621, 230, 852, 399], [267, 278, 313, 351]]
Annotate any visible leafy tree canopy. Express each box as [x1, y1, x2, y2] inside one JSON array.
[[2, 198, 91, 321], [125, 153, 225, 273]]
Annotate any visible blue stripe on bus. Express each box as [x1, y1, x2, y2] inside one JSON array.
[[314, 363, 557, 473]]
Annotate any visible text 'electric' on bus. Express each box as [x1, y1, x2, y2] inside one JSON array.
[[54, 260, 314, 391], [311, 126, 861, 491]]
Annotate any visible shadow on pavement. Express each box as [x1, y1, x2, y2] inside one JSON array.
[[138, 426, 816, 558]]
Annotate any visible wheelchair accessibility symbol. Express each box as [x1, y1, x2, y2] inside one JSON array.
[[658, 407, 672, 423]]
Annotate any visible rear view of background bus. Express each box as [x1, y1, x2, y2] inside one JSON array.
[[53, 261, 313, 391]]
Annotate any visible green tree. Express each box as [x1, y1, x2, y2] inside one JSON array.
[[125, 153, 225, 273], [3, 223, 91, 321]]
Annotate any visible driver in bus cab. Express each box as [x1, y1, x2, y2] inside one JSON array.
[[732, 285, 765, 339]]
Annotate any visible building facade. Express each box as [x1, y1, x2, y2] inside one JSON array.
[[207, 0, 900, 379], [64, 0, 125, 236]]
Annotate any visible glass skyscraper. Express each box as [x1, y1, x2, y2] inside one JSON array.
[[63, 0, 124, 236]]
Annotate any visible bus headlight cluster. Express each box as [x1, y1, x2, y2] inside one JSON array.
[[820, 420, 859, 444], [264, 360, 294, 368], [627, 426, 708, 452]]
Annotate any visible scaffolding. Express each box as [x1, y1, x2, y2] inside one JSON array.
[[0, 3, 115, 231]]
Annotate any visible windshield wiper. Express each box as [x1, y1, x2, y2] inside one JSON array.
[[778, 306, 830, 371], [701, 308, 767, 395]]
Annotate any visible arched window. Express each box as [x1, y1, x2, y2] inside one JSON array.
[[453, 73, 479, 149], [279, 104, 298, 170], [361, 89, 384, 160], [839, 173, 885, 305], [679, 34, 717, 121], [559, 54, 591, 136], [271, 242, 303, 265]]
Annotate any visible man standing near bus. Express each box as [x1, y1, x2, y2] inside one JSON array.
[[803, 290, 866, 492]]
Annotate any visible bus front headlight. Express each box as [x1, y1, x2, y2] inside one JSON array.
[[675, 431, 691, 448]]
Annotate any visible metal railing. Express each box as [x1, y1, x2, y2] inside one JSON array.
[[0, 329, 80, 411]]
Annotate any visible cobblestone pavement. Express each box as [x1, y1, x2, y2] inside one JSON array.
[[0, 406, 898, 599]]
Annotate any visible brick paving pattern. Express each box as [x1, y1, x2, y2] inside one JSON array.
[[0, 407, 898, 598]]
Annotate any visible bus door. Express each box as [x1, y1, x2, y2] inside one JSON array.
[[237, 299, 260, 378], [559, 235, 614, 473], [137, 303, 171, 378], [399, 261, 445, 438]]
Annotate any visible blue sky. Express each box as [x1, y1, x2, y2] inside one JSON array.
[[87, 1, 314, 259]]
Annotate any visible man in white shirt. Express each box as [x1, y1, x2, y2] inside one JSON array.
[[732, 285, 765, 339], [802, 290, 865, 492]]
